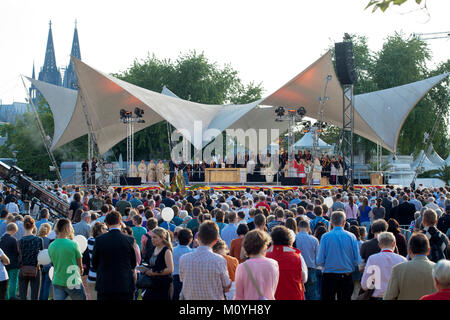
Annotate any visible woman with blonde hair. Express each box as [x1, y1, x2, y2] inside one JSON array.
[[37, 223, 52, 300], [138, 227, 174, 300]]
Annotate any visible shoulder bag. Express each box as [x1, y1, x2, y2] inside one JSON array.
[[242, 262, 268, 300]]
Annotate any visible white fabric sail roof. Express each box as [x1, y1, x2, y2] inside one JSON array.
[[426, 146, 445, 166], [446, 154, 450, 166], [411, 150, 440, 171], [293, 132, 331, 149], [26, 52, 449, 156]]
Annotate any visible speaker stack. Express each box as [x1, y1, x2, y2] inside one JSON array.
[[334, 41, 357, 85]]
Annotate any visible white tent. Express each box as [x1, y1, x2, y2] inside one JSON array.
[[293, 132, 331, 150], [26, 52, 449, 156], [411, 150, 441, 171], [426, 146, 445, 167], [446, 154, 450, 166]]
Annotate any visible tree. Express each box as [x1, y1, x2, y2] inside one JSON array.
[[112, 50, 264, 161], [365, 0, 427, 13], [0, 98, 87, 180]]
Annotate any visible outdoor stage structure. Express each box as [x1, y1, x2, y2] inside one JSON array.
[[25, 48, 450, 187]]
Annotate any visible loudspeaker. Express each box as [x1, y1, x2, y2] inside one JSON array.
[[120, 176, 141, 186], [280, 177, 304, 186], [335, 42, 357, 85]]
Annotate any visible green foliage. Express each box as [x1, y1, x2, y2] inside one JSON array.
[[112, 50, 263, 160], [366, 0, 424, 12], [418, 165, 450, 184], [0, 98, 87, 180]]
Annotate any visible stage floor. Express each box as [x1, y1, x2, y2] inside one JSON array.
[[113, 184, 387, 192]]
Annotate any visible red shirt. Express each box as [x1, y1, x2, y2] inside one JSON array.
[[255, 201, 270, 212], [420, 289, 450, 300], [266, 245, 305, 300]]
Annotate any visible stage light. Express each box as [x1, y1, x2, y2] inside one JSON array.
[[120, 109, 132, 119], [134, 107, 144, 118], [297, 106, 306, 117], [275, 106, 285, 117]]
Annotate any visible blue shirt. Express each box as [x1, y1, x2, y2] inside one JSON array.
[[317, 226, 361, 273], [358, 206, 371, 223], [172, 245, 193, 275], [220, 223, 238, 249], [289, 198, 301, 206], [295, 231, 319, 269], [310, 216, 330, 233], [160, 221, 176, 232], [35, 219, 54, 230]]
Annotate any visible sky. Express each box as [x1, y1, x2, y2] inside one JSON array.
[[0, 0, 449, 105]]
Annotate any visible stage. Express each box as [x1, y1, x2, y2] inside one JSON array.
[[112, 184, 388, 192]]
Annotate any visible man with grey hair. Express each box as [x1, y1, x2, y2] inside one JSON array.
[[425, 197, 439, 211], [317, 211, 361, 300], [73, 211, 92, 239], [361, 232, 407, 300], [420, 259, 450, 300]]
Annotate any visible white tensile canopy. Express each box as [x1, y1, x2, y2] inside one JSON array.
[[411, 150, 441, 171], [426, 146, 445, 167], [446, 154, 450, 166], [293, 132, 332, 150], [26, 52, 449, 155]]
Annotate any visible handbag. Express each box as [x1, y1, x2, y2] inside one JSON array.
[[20, 265, 38, 278], [136, 272, 154, 289], [356, 287, 375, 300], [243, 262, 268, 300]]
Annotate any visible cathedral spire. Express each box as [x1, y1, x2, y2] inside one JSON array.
[[32, 61, 36, 79], [38, 20, 62, 86], [63, 20, 81, 89]]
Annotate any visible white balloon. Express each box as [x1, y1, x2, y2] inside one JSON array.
[[324, 196, 334, 208], [49, 266, 54, 281], [38, 249, 51, 265], [161, 207, 174, 222], [73, 235, 88, 253]]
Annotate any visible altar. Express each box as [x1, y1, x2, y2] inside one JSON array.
[[205, 168, 247, 183]]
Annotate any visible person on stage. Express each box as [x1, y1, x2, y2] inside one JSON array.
[[138, 160, 147, 183], [312, 157, 322, 185], [297, 159, 306, 185], [330, 156, 338, 185], [129, 162, 137, 178], [156, 160, 165, 183], [147, 160, 156, 182], [91, 157, 97, 184], [81, 159, 89, 185]]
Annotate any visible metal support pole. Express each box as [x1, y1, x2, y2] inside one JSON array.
[[341, 84, 354, 189]]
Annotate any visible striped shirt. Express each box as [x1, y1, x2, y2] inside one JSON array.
[[87, 237, 96, 283]]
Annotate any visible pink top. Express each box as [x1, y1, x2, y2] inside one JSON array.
[[234, 257, 279, 300], [345, 203, 359, 220]]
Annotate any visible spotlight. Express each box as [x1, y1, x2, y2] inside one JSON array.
[[297, 106, 306, 117], [275, 106, 285, 117], [120, 109, 131, 118], [134, 107, 144, 118]]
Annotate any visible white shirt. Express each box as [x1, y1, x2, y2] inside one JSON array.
[[0, 248, 8, 281], [361, 249, 407, 298], [5, 202, 19, 214]]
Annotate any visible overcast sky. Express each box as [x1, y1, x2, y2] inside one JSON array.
[[1, 0, 449, 104]]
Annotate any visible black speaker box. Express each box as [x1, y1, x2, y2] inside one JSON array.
[[120, 176, 142, 186], [280, 177, 304, 186], [335, 42, 357, 85]]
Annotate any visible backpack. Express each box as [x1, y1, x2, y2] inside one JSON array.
[[427, 228, 447, 263]]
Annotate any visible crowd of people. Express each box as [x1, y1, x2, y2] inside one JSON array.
[[116, 150, 347, 185], [0, 182, 449, 300]]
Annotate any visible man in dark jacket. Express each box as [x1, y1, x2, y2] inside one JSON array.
[[421, 209, 449, 263], [393, 195, 416, 226], [382, 192, 393, 221], [92, 211, 136, 300]]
